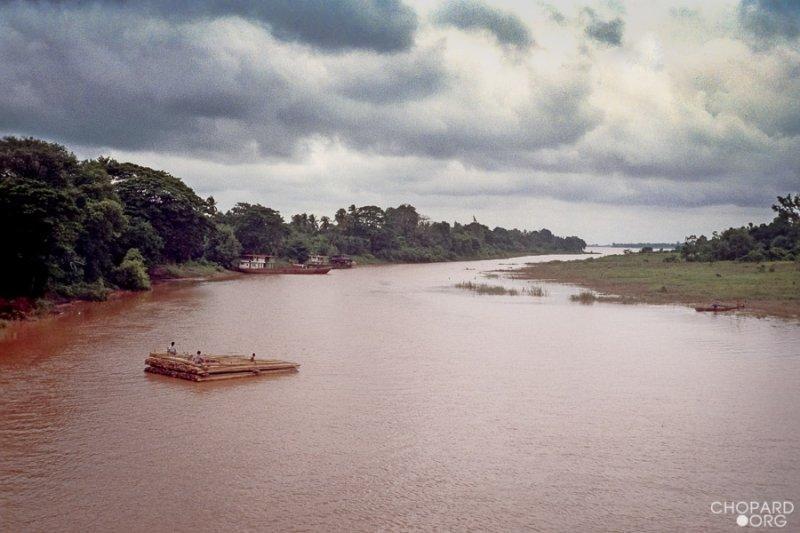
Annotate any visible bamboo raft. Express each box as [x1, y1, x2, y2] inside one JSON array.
[[144, 353, 300, 382]]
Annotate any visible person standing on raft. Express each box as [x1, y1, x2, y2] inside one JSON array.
[[167, 341, 177, 356]]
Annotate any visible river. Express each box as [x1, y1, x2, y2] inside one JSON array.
[[1, 249, 798, 532]]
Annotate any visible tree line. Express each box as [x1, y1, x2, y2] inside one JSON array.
[[0, 137, 586, 302], [680, 195, 800, 262]]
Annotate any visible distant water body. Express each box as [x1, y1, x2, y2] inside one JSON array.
[[1, 249, 798, 531]]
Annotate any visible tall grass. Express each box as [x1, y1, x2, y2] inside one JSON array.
[[525, 285, 548, 297], [455, 281, 519, 295], [570, 290, 598, 304], [455, 281, 549, 297]]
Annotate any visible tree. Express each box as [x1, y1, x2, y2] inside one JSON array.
[[0, 138, 84, 296], [225, 203, 288, 254], [76, 197, 127, 281], [118, 217, 164, 265], [385, 204, 420, 240], [681, 194, 799, 262], [350, 205, 385, 238], [205, 224, 242, 268], [73, 161, 127, 281], [773, 194, 800, 225], [286, 238, 310, 264], [334, 208, 348, 230], [104, 160, 211, 262]]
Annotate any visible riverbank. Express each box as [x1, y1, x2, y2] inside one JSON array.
[[2, 250, 588, 325], [149, 260, 239, 281], [512, 252, 800, 320], [0, 260, 240, 326]]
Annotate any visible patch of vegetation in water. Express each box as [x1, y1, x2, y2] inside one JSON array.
[[455, 281, 519, 295], [525, 285, 548, 297], [570, 290, 598, 304], [455, 281, 549, 297]]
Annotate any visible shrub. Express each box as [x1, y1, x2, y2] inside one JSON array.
[[570, 290, 598, 304], [112, 248, 151, 290], [741, 248, 766, 262], [55, 280, 112, 301]]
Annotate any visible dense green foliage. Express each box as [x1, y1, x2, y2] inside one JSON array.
[[105, 160, 212, 263], [0, 138, 124, 297], [0, 137, 216, 300], [681, 195, 800, 262], [111, 248, 151, 291], [281, 204, 586, 263], [0, 137, 585, 304]]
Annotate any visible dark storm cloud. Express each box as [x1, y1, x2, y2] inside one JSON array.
[[0, 6, 300, 157], [432, 0, 534, 49], [5, 0, 418, 52], [583, 8, 624, 46], [0, 1, 595, 163], [1, 0, 796, 212], [333, 51, 448, 104], [739, 0, 800, 42]]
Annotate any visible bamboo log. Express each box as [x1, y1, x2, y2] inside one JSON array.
[[202, 363, 299, 374], [144, 366, 202, 381], [148, 354, 298, 370], [145, 353, 299, 381], [145, 357, 208, 375], [195, 369, 297, 381], [145, 364, 298, 381]]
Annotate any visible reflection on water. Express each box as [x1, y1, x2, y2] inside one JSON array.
[[1, 250, 799, 531]]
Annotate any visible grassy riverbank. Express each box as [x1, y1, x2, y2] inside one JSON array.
[[0, 260, 239, 323], [513, 252, 800, 319], [149, 260, 235, 281]]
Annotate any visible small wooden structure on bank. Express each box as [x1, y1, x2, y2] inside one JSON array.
[[145, 353, 300, 381]]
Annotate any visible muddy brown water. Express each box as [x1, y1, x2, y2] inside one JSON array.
[[1, 250, 798, 532]]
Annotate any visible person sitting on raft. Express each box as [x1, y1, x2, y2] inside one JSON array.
[[191, 350, 205, 364], [167, 341, 177, 356], [250, 353, 256, 362]]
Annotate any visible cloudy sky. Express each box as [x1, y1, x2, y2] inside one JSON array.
[[1, 0, 798, 242]]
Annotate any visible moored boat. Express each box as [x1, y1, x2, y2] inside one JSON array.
[[236, 254, 331, 274], [238, 264, 332, 275], [694, 303, 744, 312]]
